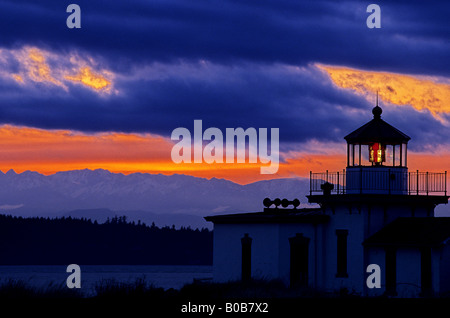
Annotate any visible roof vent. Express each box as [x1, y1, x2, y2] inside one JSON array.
[[263, 198, 300, 209]]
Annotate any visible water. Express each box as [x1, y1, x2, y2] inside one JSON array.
[[0, 265, 213, 296]]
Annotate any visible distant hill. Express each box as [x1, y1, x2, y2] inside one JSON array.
[[0, 169, 311, 228], [0, 214, 212, 265]]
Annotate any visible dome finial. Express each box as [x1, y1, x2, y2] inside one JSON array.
[[372, 91, 382, 119]]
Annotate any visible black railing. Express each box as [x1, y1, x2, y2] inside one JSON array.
[[409, 170, 447, 195], [310, 170, 346, 195], [310, 169, 447, 196]]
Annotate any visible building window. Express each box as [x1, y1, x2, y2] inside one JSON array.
[[385, 247, 397, 296], [241, 233, 252, 282], [289, 233, 310, 287], [336, 229, 348, 277]]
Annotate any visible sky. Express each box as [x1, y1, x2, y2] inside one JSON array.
[[0, 0, 449, 184]]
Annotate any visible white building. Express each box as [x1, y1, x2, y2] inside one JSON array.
[[205, 105, 449, 297]]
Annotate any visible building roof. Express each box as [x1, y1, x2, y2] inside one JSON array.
[[363, 217, 450, 248], [204, 208, 329, 224], [344, 106, 411, 144]]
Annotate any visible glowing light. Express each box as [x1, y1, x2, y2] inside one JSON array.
[[369, 143, 385, 164]]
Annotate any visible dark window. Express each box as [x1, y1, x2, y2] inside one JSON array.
[[420, 247, 432, 296], [385, 247, 397, 296], [289, 233, 310, 287], [336, 230, 348, 277], [241, 233, 252, 282]]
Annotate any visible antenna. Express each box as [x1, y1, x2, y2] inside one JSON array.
[[376, 90, 379, 106]]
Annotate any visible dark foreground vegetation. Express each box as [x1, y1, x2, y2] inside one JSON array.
[[0, 277, 344, 299], [3, 277, 450, 299], [0, 214, 212, 265], [1, 278, 447, 316]]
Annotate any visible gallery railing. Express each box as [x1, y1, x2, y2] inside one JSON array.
[[310, 169, 447, 196]]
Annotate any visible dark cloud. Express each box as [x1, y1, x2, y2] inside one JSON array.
[[0, 60, 448, 151], [0, 0, 448, 75], [0, 0, 448, 150]]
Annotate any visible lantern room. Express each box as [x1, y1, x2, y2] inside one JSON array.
[[343, 105, 411, 195], [309, 103, 447, 197], [344, 105, 410, 168]]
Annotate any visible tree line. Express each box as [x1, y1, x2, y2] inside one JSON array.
[[0, 214, 212, 265]]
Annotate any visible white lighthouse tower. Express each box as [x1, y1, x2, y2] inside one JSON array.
[[206, 104, 449, 297], [308, 104, 448, 296]]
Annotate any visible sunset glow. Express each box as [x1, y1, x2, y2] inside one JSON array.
[[0, 125, 447, 185], [0, 48, 448, 184]]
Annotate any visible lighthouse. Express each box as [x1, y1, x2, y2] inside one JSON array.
[[308, 104, 448, 296], [206, 104, 449, 297]]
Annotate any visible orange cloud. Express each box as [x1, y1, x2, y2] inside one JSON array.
[[317, 64, 450, 122], [0, 46, 114, 93], [64, 67, 112, 92], [23, 47, 65, 88], [11, 74, 23, 83]]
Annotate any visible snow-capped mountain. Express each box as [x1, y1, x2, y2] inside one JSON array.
[[0, 169, 311, 229]]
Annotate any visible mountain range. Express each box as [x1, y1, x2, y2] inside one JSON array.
[[1, 169, 447, 229], [0, 169, 311, 229]]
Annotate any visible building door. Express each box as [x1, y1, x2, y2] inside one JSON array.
[[289, 233, 310, 287]]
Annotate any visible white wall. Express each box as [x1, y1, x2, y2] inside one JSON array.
[[322, 206, 365, 293], [212, 222, 320, 286], [212, 223, 280, 282], [366, 247, 445, 297], [396, 248, 421, 297], [345, 166, 408, 195]]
